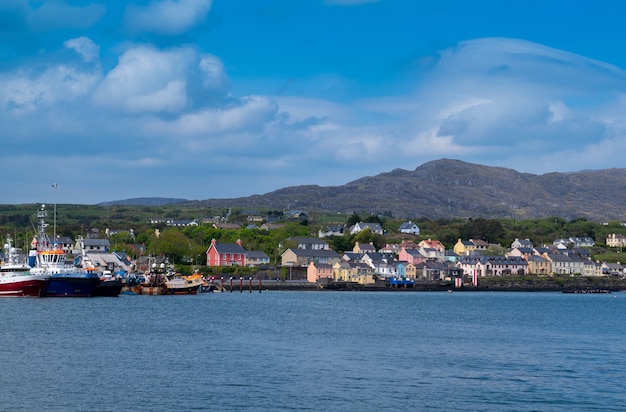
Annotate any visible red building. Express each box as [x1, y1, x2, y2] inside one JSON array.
[[206, 239, 247, 267]]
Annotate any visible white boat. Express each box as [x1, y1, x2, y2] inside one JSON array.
[[0, 236, 49, 297], [163, 273, 203, 294]]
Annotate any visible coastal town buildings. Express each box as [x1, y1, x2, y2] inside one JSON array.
[[349, 222, 384, 235], [307, 262, 334, 283], [399, 221, 420, 235], [281, 248, 341, 267], [206, 239, 247, 267], [606, 233, 626, 248]]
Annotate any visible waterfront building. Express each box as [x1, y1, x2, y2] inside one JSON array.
[[206, 239, 246, 267]]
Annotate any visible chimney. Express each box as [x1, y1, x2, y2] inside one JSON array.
[[211, 239, 217, 246], [236, 239, 242, 246]]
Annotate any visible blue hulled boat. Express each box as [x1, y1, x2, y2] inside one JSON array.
[[29, 205, 100, 297]]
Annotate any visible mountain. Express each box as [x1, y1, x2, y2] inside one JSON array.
[[185, 159, 626, 221], [99, 197, 189, 206]]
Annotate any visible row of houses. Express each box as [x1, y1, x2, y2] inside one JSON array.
[[274, 236, 624, 284], [266, 236, 609, 276], [319, 221, 421, 237]]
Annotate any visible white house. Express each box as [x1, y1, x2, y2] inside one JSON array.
[[398, 221, 420, 235], [349, 222, 384, 235]]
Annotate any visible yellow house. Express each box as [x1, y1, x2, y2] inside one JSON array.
[[453, 239, 473, 255], [526, 255, 551, 275], [353, 242, 376, 253], [333, 261, 375, 285], [405, 263, 417, 279], [453, 239, 490, 256]]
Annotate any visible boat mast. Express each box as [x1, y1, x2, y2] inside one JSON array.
[[37, 205, 48, 249], [52, 183, 59, 246]]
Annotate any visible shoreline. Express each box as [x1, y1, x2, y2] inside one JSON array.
[[235, 276, 626, 293]]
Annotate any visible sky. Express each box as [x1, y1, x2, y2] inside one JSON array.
[[4, 0, 626, 204]]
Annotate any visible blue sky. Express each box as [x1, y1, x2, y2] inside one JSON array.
[[3, 0, 626, 204]]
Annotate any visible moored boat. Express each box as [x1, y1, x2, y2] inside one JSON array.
[[29, 205, 100, 297], [0, 236, 49, 297], [92, 272, 123, 297], [163, 273, 203, 295]]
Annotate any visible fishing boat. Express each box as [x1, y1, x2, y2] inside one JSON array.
[[91, 271, 123, 297], [77, 252, 124, 297], [29, 205, 100, 297], [0, 236, 49, 297], [163, 273, 203, 295]]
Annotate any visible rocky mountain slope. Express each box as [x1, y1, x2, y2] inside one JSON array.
[[111, 159, 626, 220]]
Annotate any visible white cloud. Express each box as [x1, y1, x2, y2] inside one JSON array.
[[154, 95, 279, 137], [64, 37, 100, 63], [5, 34, 626, 203], [198, 54, 229, 90], [0, 65, 100, 114], [92, 45, 227, 114], [258, 38, 626, 179], [381, 37, 626, 173], [123, 0, 212, 35]]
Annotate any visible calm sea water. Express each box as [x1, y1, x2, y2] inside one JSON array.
[[1, 291, 625, 411]]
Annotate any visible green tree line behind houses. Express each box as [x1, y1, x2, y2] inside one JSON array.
[[0, 204, 625, 272]]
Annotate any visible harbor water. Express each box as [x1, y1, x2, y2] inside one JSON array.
[[1, 291, 625, 411]]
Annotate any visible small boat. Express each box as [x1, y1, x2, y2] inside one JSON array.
[[0, 236, 49, 297], [163, 273, 203, 295]]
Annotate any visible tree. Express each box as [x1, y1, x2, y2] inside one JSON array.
[[149, 228, 194, 264], [327, 235, 353, 254], [345, 213, 361, 227], [363, 215, 383, 225]]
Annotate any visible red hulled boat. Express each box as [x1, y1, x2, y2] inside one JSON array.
[[0, 236, 49, 297]]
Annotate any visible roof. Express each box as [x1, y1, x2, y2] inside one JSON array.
[[355, 242, 376, 251], [514, 247, 535, 254], [285, 249, 340, 258], [354, 222, 383, 231], [325, 225, 344, 231], [289, 237, 328, 245], [213, 223, 241, 229], [82, 238, 111, 247], [403, 249, 423, 257], [342, 252, 363, 261], [310, 262, 333, 269], [247, 251, 269, 259], [211, 243, 246, 254], [547, 254, 572, 262], [513, 238, 533, 246]]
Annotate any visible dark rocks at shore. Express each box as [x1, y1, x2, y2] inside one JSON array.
[[245, 276, 626, 292]]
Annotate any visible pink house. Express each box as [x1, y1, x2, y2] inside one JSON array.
[[418, 239, 446, 253], [399, 248, 425, 265], [206, 239, 246, 267], [307, 262, 334, 283]]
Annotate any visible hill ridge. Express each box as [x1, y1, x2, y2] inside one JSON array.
[[106, 159, 626, 220]]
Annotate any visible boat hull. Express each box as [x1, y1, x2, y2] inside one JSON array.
[[0, 278, 48, 297], [92, 279, 123, 297], [43, 276, 100, 297], [162, 285, 201, 295]]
